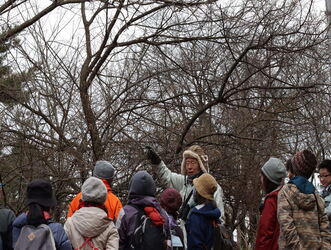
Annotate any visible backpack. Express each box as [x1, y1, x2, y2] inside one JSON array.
[[212, 221, 238, 250], [130, 205, 167, 250], [14, 224, 56, 250]]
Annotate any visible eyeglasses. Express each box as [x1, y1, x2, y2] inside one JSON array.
[[318, 174, 331, 179], [185, 159, 199, 165]]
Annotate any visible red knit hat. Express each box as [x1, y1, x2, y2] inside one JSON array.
[[160, 188, 182, 216], [291, 149, 317, 178]]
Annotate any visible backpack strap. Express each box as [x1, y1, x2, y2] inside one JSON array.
[[128, 204, 146, 220], [127, 204, 146, 250], [39, 224, 57, 249], [75, 237, 98, 250], [313, 193, 321, 232], [178, 189, 194, 220]]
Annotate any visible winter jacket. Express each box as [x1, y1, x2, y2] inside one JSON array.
[[64, 206, 119, 249], [67, 179, 122, 220], [320, 184, 331, 231], [116, 195, 169, 250], [255, 187, 281, 250], [0, 208, 15, 250], [12, 213, 71, 250], [185, 202, 221, 250], [157, 161, 225, 222], [277, 177, 331, 250]]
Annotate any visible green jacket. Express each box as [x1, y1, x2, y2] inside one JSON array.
[[277, 184, 331, 249]]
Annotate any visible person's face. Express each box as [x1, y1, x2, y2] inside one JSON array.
[[319, 168, 331, 187], [185, 158, 200, 176]]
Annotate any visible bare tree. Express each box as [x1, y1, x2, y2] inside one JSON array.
[[0, 0, 329, 247]]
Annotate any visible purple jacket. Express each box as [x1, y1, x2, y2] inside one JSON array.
[[116, 195, 169, 250]]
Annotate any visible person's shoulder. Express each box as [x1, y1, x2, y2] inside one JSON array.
[[0, 207, 15, 215], [279, 183, 294, 194], [48, 222, 65, 234], [12, 212, 27, 227], [122, 204, 142, 216], [266, 186, 283, 198], [106, 191, 121, 201]]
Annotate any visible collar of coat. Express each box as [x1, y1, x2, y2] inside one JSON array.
[[101, 179, 112, 192]]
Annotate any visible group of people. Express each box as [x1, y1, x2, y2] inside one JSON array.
[[0, 145, 223, 250], [255, 150, 331, 249], [0, 145, 331, 249]]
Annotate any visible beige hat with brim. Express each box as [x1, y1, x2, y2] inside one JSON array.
[[193, 173, 217, 200]]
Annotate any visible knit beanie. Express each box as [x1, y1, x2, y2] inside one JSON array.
[[193, 173, 218, 200], [129, 170, 156, 197], [181, 145, 209, 175], [291, 149, 317, 178], [261, 157, 286, 185], [160, 188, 182, 216], [93, 160, 115, 180], [82, 177, 107, 204]]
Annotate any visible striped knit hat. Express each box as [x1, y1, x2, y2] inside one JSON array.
[[291, 149, 317, 178]]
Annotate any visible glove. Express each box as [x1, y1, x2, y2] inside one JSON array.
[[145, 146, 161, 165]]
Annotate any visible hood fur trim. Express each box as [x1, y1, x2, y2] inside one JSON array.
[[181, 149, 208, 175]]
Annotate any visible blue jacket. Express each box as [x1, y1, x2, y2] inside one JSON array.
[[186, 203, 221, 250], [12, 213, 71, 250]]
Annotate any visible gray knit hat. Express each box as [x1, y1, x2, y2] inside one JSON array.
[[261, 157, 286, 185], [82, 177, 107, 204], [93, 160, 115, 180]]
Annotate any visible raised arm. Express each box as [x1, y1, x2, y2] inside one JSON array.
[[146, 146, 185, 191]]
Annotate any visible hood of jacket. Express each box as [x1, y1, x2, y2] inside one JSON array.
[[286, 183, 316, 211], [128, 171, 156, 198], [288, 176, 315, 194], [191, 203, 221, 219], [70, 207, 113, 238]]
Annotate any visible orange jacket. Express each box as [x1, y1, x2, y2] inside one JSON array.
[[67, 179, 122, 220]]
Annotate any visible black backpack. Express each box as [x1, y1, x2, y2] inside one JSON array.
[[130, 205, 167, 250]]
